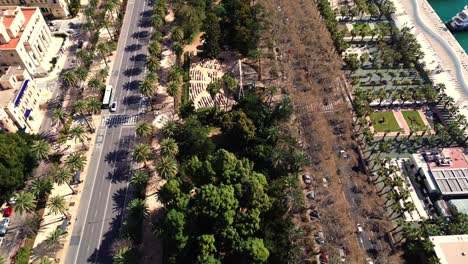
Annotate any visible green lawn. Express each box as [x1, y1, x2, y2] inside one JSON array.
[[370, 112, 401, 132], [402, 110, 425, 130]]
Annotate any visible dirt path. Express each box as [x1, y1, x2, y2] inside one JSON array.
[[260, 0, 403, 262]]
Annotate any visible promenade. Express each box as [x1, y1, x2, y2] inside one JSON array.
[[392, 0, 468, 111]]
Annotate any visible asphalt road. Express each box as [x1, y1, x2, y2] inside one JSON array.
[[65, 0, 153, 263]]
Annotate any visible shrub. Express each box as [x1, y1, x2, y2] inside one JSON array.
[[15, 247, 31, 264]]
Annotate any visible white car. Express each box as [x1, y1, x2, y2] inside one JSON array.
[[357, 223, 363, 233], [110, 102, 117, 112], [302, 174, 312, 184]]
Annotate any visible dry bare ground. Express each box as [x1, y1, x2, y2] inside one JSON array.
[[259, 0, 403, 262]]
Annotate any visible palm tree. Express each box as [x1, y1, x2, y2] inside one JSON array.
[[170, 26, 184, 43], [127, 198, 148, 222], [14, 191, 37, 214], [31, 139, 51, 162], [159, 138, 179, 158], [66, 153, 86, 172], [103, 1, 117, 33], [162, 120, 177, 138], [85, 97, 102, 114], [130, 170, 149, 194], [34, 257, 54, 264], [61, 69, 78, 88], [155, 156, 178, 179], [139, 75, 157, 99], [87, 77, 105, 91], [135, 120, 154, 139], [167, 81, 180, 109], [51, 108, 68, 126], [45, 228, 66, 251], [73, 99, 94, 131], [75, 66, 89, 87], [206, 81, 221, 108], [113, 246, 133, 264], [146, 55, 160, 73], [30, 177, 53, 202], [97, 68, 109, 81], [47, 195, 69, 219], [68, 125, 88, 149], [132, 143, 152, 167], [54, 167, 75, 194], [148, 41, 161, 56], [96, 42, 110, 67]]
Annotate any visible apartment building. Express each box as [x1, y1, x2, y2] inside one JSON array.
[[0, 0, 69, 18], [0, 66, 44, 132], [0, 6, 52, 76]]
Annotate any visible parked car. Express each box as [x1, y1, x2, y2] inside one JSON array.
[[302, 174, 312, 184], [110, 101, 117, 112], [309, 209, 320, 219], [338, 249, 346, 262], [306, 191, 316, 200], [0, 217, 11, 236], [357, 223, 363, 233], [319, 252, 329, 263], [7, 197, 16, 205], [315, 231, 325, 244], [3, 207, 13, 218]]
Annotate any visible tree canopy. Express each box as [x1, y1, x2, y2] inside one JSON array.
[[0, 132, 39, 200]]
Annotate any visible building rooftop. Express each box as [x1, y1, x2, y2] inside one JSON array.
[[0, 7, 36, 49], [430, 235, 468, 264], [428, 148, 468, 170], [0, 66, 27, 106]]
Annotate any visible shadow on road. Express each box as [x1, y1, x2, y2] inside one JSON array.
[[123, 67, 143, 77], [123, 80, 141, 91], [130, 54, 148, 62], [125, 44, 142, 52], [104, 149, 130, 164], [132, 30, 150, 39], [139, 18, 152, 28]]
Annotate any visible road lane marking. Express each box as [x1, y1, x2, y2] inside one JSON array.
[[73, 125, 111, 264]]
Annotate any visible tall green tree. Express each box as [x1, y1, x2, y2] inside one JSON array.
[[132, 143, 152, 167], [14, 191, 37, 215], [31, 139, 51, 162], [201, 11, 221, 58], [47, 195, 69, 219], [53, 167, 75, 194], [159, 138, 179, 158], [156, 156, 178, 180], [66, 153, 86, 172]]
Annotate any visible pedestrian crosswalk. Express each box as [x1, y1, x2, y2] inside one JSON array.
[[295, 101, 338, 113], [101, 115, 139, 127]]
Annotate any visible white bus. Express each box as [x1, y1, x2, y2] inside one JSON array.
[[102, 85, 113, 108]]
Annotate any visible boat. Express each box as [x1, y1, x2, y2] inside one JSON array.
[[446, 6, 468, 32]]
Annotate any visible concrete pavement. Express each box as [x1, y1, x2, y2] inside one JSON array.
[[65, 0, 153, 263]]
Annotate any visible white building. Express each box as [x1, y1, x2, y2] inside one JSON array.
[[0, 66, 44, 132], [0, 0, 69, 18], [0, 6, 52, 76]]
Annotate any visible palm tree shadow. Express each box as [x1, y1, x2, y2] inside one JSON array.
[[123, 80, 141, 91], [87, 189, 127, 263]]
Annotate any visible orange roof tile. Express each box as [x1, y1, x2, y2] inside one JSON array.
[[0, 8, 36, 50]]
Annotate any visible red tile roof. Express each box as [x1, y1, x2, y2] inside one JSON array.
[[0, 8, 36, 50]]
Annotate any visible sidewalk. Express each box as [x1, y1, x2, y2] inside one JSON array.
[[30, 115, 102, 262], [392, 0, 468, 103]]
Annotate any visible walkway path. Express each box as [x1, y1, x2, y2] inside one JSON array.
[[392, 0, 468, 103]]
